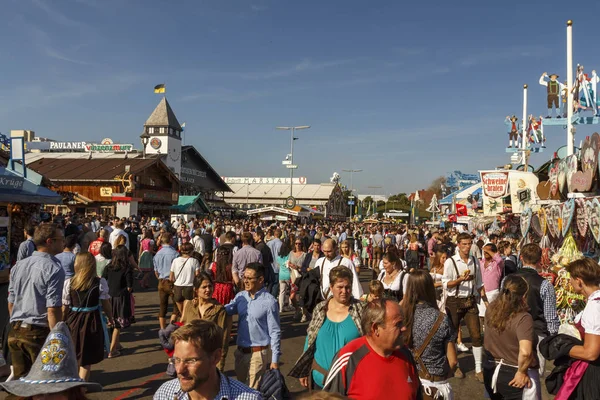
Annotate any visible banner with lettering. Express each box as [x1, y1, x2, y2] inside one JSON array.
[[480, 171, 510, 198]]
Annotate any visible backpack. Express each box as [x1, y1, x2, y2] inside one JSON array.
[[259, 368, 291, 400]]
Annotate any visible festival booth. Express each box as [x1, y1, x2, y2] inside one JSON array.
[[170, 194, 211, 221], [246, 205, 317, 223], [0, 162, 62, 271]]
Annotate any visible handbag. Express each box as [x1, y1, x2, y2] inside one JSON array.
[[412, 312, 445, 400], [169, 258, 190, 294]]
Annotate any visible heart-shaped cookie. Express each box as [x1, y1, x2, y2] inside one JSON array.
[[561, 199, 575, 236], [588, 198, 600, 243], [548, 160, 560, 198], [539, 208, 548, 236], [576, 199, 588, 237], [582, 133, 599, 176], [520, 207, 533, 237], [558, 159, 568, 196], [566, 155, 579, 193], [531, 213, 543, 237], [570, 170, 593, 192], [548, 205, 560, 238], [536, 181, 551, 200]]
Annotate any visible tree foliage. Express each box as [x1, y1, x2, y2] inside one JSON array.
[[427, 176, 447, 198]]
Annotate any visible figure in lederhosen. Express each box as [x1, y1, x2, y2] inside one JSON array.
[[539, 72, 565, 118], [505, 115, 520, 148]]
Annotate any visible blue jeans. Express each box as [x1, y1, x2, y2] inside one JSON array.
[[268, 273, 279, 301]]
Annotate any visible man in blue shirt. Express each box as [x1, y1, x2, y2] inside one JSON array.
[[226, 263, 281, 389], [8, 223, 65, 379], [153, 233, 179, 329], [266, 229, 282, 299], [16, 224, 36, 262], [155, 320, 260, 400]]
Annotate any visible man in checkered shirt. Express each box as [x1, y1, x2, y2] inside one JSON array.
[[154, 320, 260, 400]]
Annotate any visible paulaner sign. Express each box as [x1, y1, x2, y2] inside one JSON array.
[[26, 140, 133, 152]]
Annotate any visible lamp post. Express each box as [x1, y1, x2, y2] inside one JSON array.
[[367, 185, 382, 216], [276, 125, 310, 200], [343, 169, 362, 219]]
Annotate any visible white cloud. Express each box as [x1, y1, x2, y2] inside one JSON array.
[[31, 0, 84, 28]]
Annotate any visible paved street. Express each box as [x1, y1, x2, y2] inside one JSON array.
[[1, 272, 553, 399]]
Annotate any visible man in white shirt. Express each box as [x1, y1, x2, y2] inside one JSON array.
[[443, 232, 488, 382], [191, 232, 205, 256], [109, 220, 129, 250], [315, 239, 363, 299]]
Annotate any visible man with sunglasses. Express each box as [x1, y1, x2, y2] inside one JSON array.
[[7, 223, 66, 379], [155, 320, 260, 400]]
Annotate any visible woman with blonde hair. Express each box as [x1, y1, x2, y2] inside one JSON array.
[[340, 239, 361, 275], [63, 252, 114, 380], [483, 275, 540, 400]]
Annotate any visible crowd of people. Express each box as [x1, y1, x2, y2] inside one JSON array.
[[0, 213, 599, 399]]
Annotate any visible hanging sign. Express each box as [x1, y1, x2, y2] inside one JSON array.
[[100, 187, 113, 197], [480, 171, 509, 198]]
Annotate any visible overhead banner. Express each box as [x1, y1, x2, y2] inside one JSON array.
[[480, 171, 510, 198], [221, 177, 308, 185]]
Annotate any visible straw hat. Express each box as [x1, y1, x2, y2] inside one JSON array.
[[1, 322, 102, 396]]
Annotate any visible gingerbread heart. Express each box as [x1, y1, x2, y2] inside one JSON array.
[[566, 155, 579, 193], [558, 159, 568, 195], [536, 181, 551, 200], [539, 208, 548, 236], [531, 213, 543, 237], [576, 199, 588, 237], [548, 160, 560, 198], [588, 198, 600, 244], [570, 170, 593, 192], [561, 199, 575, 236], [520, 207, 533, 237], [582, 133, 599, 176], [548, 205, 560, 238]]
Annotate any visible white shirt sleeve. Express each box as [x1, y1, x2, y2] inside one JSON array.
[[62, 279, 71, 306], [442, 258, 456, 284], [99, 278, 110, 300], [581, 301, 600, 335]]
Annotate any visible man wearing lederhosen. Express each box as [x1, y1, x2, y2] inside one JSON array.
[[539, 72, 565, 118], [443, 232, 489, 382]]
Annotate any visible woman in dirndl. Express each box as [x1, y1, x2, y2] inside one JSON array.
[[102, 245, 133, 358], [63, 252, 114, 381], [209, 245, 235, 305], [138, 229, 155, 289]]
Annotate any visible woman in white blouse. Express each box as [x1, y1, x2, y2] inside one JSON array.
[[378, 247, 410, 302], [170, 242, 201, 316], [560, 257, 600, 398]]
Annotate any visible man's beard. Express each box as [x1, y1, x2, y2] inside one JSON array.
[[179, 371, 210, 392]]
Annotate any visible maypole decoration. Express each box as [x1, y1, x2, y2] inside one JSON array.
[[426, 194, 440, 221]]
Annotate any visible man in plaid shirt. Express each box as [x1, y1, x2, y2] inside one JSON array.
[[154, 320, 260, 400]]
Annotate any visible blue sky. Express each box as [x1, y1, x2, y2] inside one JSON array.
[[2, 0, 600, 196]]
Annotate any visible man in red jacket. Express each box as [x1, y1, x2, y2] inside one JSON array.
[[323, 299, 422, 399]]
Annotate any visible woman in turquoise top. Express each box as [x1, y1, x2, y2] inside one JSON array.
[[277, 237, 293, 312], [290, 266, 365, 390]]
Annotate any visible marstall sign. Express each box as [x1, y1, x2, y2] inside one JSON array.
[[481, 172, 509, 198]]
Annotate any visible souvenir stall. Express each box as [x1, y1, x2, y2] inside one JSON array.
[[0, 166, 62, 271], [520, 131, 600, 326]]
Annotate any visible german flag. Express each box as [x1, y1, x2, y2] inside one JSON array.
[[154, 84, 166, 94]]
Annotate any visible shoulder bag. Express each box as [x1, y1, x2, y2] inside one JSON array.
[[413, 312, 445, 400], [449, 256, 478, 311]]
